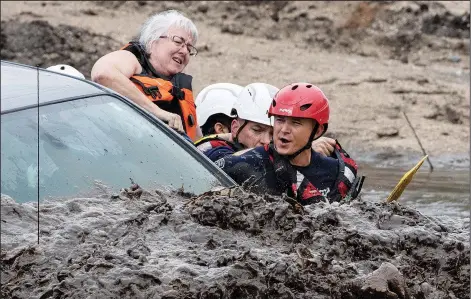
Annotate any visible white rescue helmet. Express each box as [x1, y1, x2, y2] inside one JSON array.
[[195, 83, 243, 127], [46, 64, 85, 79], [233, 83, 279, 126]]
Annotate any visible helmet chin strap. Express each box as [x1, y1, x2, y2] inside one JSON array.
[[233, 119, 249, 150], [276, 123, 328, 161]]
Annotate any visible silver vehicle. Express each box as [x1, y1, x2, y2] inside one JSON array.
[[1, 60, 235, 203]]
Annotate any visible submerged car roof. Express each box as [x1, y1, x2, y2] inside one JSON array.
[[1, 60, 109, 113], [1, 61, 238, 188]]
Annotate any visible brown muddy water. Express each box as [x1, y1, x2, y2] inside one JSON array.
[[361, 163, 470, 222]]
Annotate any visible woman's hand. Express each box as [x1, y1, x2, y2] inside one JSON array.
[[312, 137, 336, 157], [157, 109, 184, 133]]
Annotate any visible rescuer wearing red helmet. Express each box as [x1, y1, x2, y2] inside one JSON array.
[[214, 83, 364, 205], [270, 82, 330, 162]]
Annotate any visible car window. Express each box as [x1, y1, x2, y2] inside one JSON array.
[[1, 95, 228, 203]]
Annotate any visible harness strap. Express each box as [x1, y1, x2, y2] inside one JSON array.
[[194, 134, 240, 152], [233, 119, 248, 149], [268, 140, 365, 204], [129, 77, 162, 99], [343, 175, 366, 203], [267, 144, 298, 191], [330, 141, 365, 202]]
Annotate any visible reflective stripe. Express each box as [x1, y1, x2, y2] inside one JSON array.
[[344, 167, 355, 184]]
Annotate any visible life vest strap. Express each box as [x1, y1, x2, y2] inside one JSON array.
[[267, 141, 364, 204], [129, 77, 162, 99]]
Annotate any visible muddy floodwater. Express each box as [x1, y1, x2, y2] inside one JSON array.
[[1, 171, 470, 299], [1, 142, 469, 299], [361, 163, 470, 222]]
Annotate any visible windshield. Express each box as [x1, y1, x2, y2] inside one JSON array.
[[1, 95, 228, 202]]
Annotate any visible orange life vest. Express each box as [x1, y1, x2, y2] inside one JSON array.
[[121, 42, 198, 140]]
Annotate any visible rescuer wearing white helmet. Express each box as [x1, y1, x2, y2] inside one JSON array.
[[195, 83, 243, 136], [231, 82, 278, 148], [194, 82, 278, 161], [46, 64, 86, 79]]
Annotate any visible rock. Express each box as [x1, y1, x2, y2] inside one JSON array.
[[197, 43, 211, 52], [420, 282, 433, 297], [445, 105, 462, 124], [365, 77, 388, 83], [81, 9, 98, 16], [422, 12, 470, 39], [417, 78, 429, 85], [94, 1, 127, 9], [343, 262, 409, 299], [265, 31, 280, 40], [197, 3, 209, 14], [221, 23, 244, 35], [423, 105, 441, 120], [376, 127, 399, 138], [448, 55, 461, 63]]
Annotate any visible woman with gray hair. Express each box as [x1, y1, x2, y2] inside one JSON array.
[[91, 10, 201, 140]]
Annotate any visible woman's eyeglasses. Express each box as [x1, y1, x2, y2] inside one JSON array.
[[160, 35, 198, 56]]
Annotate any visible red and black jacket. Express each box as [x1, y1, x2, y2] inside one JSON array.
[[215, 140, 365, 205]]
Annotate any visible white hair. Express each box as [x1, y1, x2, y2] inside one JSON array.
[[138, 10, 198, 53]]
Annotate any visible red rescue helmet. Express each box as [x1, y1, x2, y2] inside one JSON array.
[[268, 83, 329, 127], [269, 83, 330, 158]]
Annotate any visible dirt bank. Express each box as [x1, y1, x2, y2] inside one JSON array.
[[0, 1, 469, 167], [1, 186, 469, 299], [0, 19, 119, 79]]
